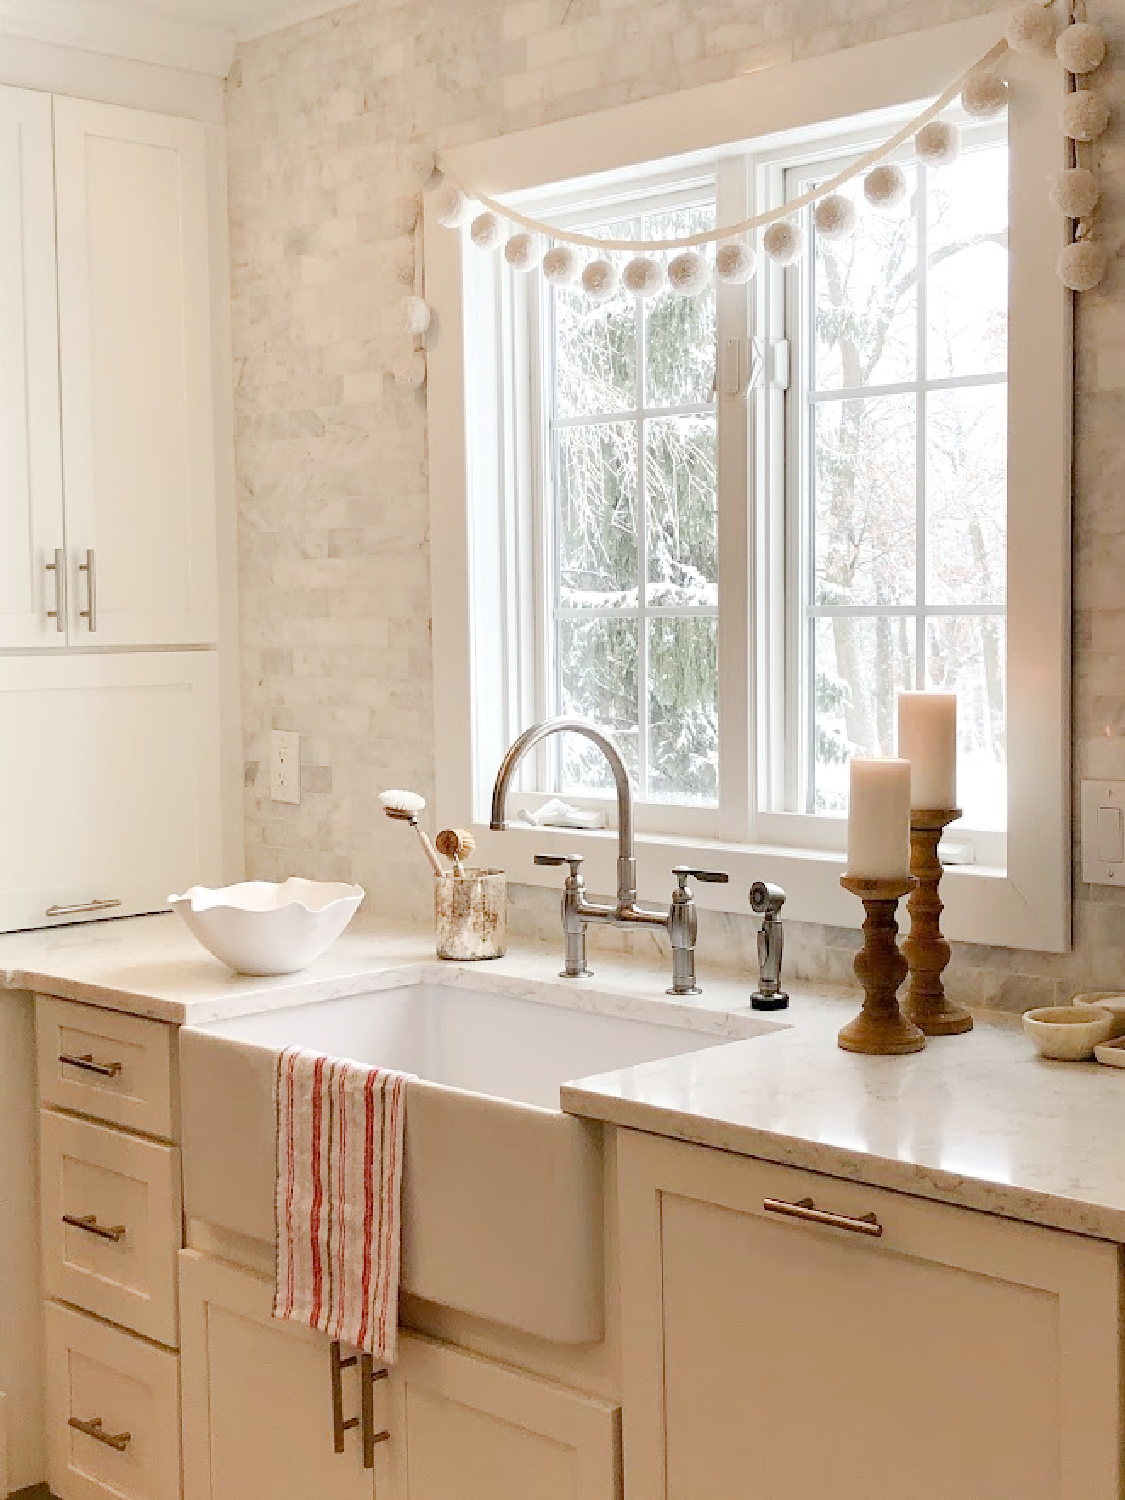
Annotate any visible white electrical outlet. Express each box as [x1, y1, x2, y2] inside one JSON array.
[[271, 730, 300, 804]]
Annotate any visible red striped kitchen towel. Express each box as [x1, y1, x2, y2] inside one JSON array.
[[274, 1047, 409, 1362]]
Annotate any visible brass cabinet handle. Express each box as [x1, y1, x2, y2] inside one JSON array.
[[46, 548, 65, 632], [330, 1341, 360, 1454], [63, 1213, 126, 1243], [79, 548, 97, 631], [59, 1052, 123, 1079], [47, 898, 122, 919], [68, 1416, 131, 1452], [763, 1195, 883, 1238], [361, 1353, 390, 1471]]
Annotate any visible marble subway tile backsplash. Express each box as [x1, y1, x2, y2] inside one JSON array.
[[228, 0, 1125, 1013]]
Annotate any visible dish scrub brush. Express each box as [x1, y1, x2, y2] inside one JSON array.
[[436, 828, 476, 877], [380, 789, 443, 877]]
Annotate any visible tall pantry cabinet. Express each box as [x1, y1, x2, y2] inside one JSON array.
[[0, 83, 228, 931]]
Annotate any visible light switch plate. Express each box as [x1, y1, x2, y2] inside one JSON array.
[[1081, 780, 1125, 885], [271, 730, 300, 804]]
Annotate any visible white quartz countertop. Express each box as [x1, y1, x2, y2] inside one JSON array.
[[6, 913, 1125, 1243]]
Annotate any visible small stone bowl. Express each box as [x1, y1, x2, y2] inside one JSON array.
[[1071, 992, 1125, 1037], [1022, 1005, 1115, 1061]]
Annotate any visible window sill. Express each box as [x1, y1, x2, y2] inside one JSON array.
[[468, 822, 1057, 953]]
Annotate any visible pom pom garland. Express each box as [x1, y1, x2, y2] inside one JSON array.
[[623, 256, 666, 298], [864, 163, 909, 212], [1058, 238, 1107, 291], [542, 246, 581, 286], [433, 184, 471, 228], [1005, 3, 1057, 56], [667, 250, 711, 296], [1061, 90, 1110, 141], [1050, 167, 1100, 219], [813, 194, 857, 241], [581, 258, 619, 304], [1056, 21, 1106, 76], [399, 295, 431, 337], [504, 232, 543, 271], [915, 120, 961, 168], [763, 219, 804, 266], [715, 241, 757, 284], [470, 212, 504, 250], [401, 142, 437, 185], [961, 71, 1009, 118]]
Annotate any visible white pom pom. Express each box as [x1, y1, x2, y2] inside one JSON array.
[[813, 194, 856, 241], [581, 258, 619, 304], [1057, 21, 1107, 75], [864, 163, 909, 212], [402, 142, 436, 185], [504, 232, 543, 271], [667, 250, 711, 296], [399, 295, 431, 336], [1061, 90, 1110, 141], [1058, 238, 1107, 291], [715, 241, 757, 284], [915, 120, 961, 168], [1005, 3, 1057, 55], [542, 246, 581, 286], [394, 350, 428, 388], [470, 212, 504, 251], [762, 219, 804, 266], [623, 256, 666, 298], [961, 71, 1009, 119], [1050, 166, 1100, 219], [433, 184, 471, 228]]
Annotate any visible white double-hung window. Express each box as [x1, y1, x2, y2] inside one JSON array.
[[428, 17, 1070, 950]]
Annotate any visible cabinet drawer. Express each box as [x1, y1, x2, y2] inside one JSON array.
[[37, 996, 177, 1140], [41, 1109, 181, 1346], [46, 1300, 180, 1500]]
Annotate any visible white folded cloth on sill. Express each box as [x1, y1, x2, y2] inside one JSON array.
[[274, 1047, 409, 1363], [517, 797, 607, 830]]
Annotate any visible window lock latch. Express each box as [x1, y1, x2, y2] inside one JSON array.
[[749, 336, 791, 393]]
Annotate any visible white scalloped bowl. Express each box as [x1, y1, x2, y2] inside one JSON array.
[[169, 878, 364, 976]]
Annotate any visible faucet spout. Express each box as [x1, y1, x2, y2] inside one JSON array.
[[490, 717, 637, 908]]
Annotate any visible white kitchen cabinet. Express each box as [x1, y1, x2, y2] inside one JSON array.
[[0, 652, 222, 931], [618, 1129, 1121, 1500], [54, 97, 218, 647], [0, 84, 66, 650], [180, 1251, 621, 1500]]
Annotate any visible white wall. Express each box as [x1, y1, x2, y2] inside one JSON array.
[[0, 991, 43, 1493]]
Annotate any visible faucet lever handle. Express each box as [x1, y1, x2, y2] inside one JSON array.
[[672, 865, 729, 893], [534, 853, 585, 880]]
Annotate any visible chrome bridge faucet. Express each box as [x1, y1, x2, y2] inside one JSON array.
[[490, 718, 786, 1001]]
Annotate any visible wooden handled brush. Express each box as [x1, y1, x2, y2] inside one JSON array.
[[436, 828, 476, 877]]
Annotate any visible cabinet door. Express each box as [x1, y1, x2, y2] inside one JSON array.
[[385, 1337, 620, 1500], [0, 652, 222, 932], [0, 85, 65, 649], [619, 1130, 1121, 1500], [180, 1251, 372, 1500], [54, 98, 217, 647]]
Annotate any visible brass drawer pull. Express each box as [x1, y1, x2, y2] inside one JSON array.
[[59, 1052, 123, 1079], [68, 1416, 131, 1452], [47, 898, 122, 919], [330, 1341, 360, 1453], [361, 1353, 390, 1471], [63, 1213, 126, 1243], [763, 1195, 883, 1238]]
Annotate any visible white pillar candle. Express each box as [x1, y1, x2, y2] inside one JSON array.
[[846, 757, 912, 879], [897, 691, 958, 809]]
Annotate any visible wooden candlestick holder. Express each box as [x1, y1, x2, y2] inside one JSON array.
[[903, 808, 972, 1036], [838, 875, 926, 1056]]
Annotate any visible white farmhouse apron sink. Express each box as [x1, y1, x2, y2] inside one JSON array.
[[179, 974, 781, 1343]]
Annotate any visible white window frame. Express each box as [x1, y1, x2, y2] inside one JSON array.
[[427, 15, 1072, 952]]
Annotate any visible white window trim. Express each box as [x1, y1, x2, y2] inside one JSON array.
[[426, 15, 1072, 952]]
